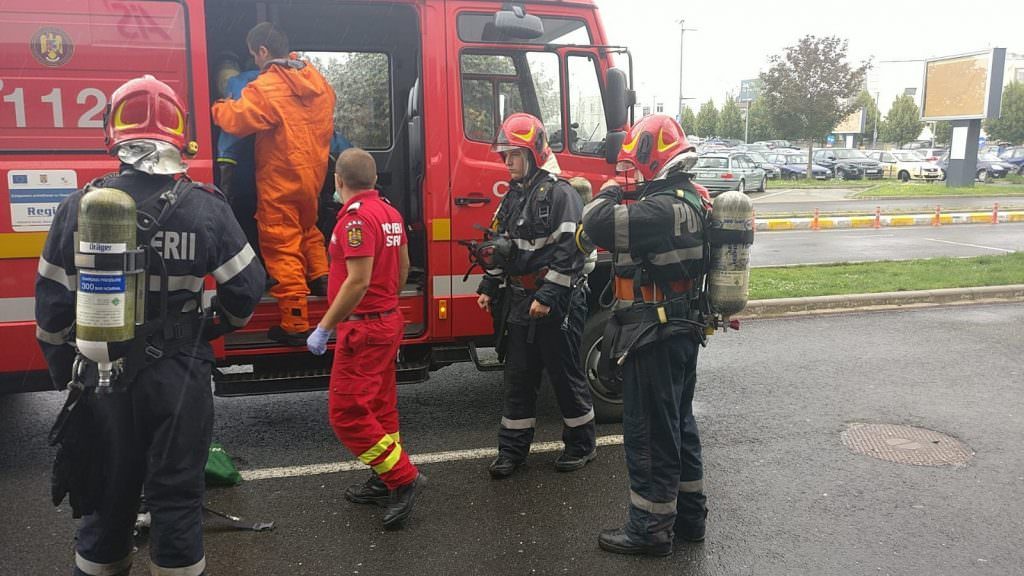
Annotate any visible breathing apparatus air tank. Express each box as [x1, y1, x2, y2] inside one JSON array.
[[707, 190, 754, 318], [75, 187, 144, 390]]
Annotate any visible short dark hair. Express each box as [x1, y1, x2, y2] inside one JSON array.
[[246, 22, 289, 59], [337, 148, 377, 190]]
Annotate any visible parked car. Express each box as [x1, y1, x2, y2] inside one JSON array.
[[865, 149, 943, 182], [998, 146, 1024, 175], [936, 152, 1011, 182], [901, 141, 933, 150], [812, 148, 884, 180], [692, 153, 767, 194], [744, 151, 782, 179], [764, 139, 796, 149], [764, 152, 832, 180], [917, 148, 948, 163]]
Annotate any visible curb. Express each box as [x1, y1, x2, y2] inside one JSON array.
[[757, 211, 1024, 231], [738, 285, 1024, 319]]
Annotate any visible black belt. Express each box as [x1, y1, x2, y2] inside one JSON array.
[[613, 301, 690, 325], [346, 308, 398, 322]]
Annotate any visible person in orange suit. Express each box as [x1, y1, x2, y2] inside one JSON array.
[[212, 22, 335, 345]]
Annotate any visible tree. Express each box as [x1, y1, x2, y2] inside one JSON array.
[[718, 98, 745, 141], [694, 100, 719, 138], [746, 98, 776, 142], [759, 35, 869, 176], [932, 121, 953, 145], [679, 106, 697, 135], [306, 52, 393, 149], [881, 95, 924, 146], [985, 82, 1024, 144], [855, 90, 880, 145]]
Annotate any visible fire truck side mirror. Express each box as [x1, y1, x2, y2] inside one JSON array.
[[604, 68, 630, 130], [605, 131, 626, 165], [494, 6, 544, 40]]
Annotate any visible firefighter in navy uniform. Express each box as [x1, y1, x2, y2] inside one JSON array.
[[476, 113, 596, 478], [580, 115, 710, 557], [35, 76, 265, 576]]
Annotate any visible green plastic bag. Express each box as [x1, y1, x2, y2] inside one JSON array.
[[205, 443, 242, 487]]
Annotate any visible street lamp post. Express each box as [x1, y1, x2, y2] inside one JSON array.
[[677, 18, 697, 122]]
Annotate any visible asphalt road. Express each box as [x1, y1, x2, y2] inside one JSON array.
[[752, 222, 1024, 267], [751, 189, 1024, 216], [4, 303, 1023, 575]]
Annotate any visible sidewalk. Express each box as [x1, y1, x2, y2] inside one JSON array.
[[738, 284, 1024, 319], [756, 209, 1024, 231]]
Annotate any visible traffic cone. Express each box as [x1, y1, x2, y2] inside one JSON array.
[[811, 208, 820, 231], [992, 202, 999, 224], [932, 205, 941, 227], [873, 206, 881, 229]]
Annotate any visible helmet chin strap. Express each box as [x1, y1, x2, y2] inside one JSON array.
[[510, 151, 536, 184]]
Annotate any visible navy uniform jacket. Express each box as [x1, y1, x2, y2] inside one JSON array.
[[35, 167, 266, 388], [477, 170, 584, 324], [581, 175, 706, 292]]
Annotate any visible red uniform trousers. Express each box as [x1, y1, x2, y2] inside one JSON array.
[[328, 312, 418, 489]]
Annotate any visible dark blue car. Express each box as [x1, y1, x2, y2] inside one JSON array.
[[764, 152, 832, 180], [998, 147, 1024, 175], [937, 152, 1012, 182]]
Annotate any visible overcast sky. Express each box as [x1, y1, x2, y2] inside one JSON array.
[[596, 0, 1023, 115]]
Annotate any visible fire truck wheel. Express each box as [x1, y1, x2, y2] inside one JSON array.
[[582, 308, 623, 423]]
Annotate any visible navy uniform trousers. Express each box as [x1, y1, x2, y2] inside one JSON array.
[[73, 354, 212, 576], [621, 331, 706, 545]]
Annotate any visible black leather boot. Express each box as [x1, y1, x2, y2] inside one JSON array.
[[598, 528, 672, 557], [488, 454, 524, 479], [382, 473, 427, 530], [345, 473, 389, 506], [553, 449, 597, 472], [308, 276, 329, 297]]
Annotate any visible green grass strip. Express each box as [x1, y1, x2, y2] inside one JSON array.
[[750, 253, 1024, 300], [854, 182, 1024, 198]]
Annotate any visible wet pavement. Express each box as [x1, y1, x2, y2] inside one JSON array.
[[3, 303, 1023, 575]]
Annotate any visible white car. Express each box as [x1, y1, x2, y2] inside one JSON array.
[[866, 150, 943, 182]]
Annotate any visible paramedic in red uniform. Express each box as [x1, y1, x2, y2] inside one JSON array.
[[306, 148, 425, 529]]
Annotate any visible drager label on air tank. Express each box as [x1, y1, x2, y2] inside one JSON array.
[[77, 272, 126, 328]]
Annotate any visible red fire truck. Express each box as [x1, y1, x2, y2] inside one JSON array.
[[0, 0, 634, 420]]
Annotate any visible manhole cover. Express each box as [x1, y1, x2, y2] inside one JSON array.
[[841, 423, 973, 467]]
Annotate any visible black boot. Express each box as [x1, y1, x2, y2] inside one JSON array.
[[345, 473, 389, 506], [553, 448, 597, 472], [597, 528, 672, 557], [267, 325, 309, 346], [488, 454, 524, 479], [382, 473, 427, 530], [308, 276, 329, 297]]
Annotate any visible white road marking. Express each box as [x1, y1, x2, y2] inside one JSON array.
[[241, 434, 626, 481], [924, 238, 1013, 253], [752, 190, 790, 201]]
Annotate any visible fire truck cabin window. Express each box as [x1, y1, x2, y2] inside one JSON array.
[[460, 51, 563, 151], [302, 51, 392, 150]]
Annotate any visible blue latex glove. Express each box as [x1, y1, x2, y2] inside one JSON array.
[[306, 326, 332, 356]]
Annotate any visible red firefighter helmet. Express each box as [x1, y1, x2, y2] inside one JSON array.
[[104, 75, 188, 153], [492, 113, 552, 167], [616, 114, 694, 181]]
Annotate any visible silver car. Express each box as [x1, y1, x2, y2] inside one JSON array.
[[693, 153, 767, 195]]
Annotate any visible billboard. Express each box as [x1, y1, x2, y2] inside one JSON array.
[[738, 79, 762, 103], [921, 49, 1006, 120], [834, 108, 865, 134]]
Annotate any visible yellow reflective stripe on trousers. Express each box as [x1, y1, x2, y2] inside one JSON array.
[[358, 434, 395, 465], [372, 444, 403, 475], [391, 431, 401, 444]]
